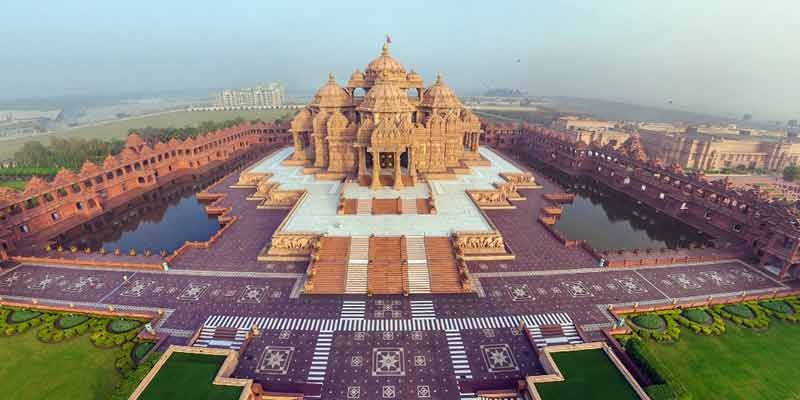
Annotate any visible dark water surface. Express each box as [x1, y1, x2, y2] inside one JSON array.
[[63, 180, 221, 253], [532, 160, 712, 251]]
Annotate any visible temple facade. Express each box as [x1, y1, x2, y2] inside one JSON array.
[[289, 43, 481, 188]]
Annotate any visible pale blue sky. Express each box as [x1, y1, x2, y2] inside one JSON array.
[[1, 0, 798, 120]]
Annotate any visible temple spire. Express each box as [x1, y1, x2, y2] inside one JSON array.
[[381, 42, 389, 56]]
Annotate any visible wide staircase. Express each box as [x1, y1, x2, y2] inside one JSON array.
[[356, 198, 372, 215], [345, 236, 369, 294], [405, 235, 431, 293], [305, 237, 350, 294], [401, 197, 418, 215], [368, 236, 404, 294], [425, 237, 465, 293]]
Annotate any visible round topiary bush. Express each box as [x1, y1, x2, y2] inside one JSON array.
[[723, 304, 755, 319], [631, 314, 666, 330], [681, 308, 712, 324], [56, 314, 91, 329], [107, 319, 143, 334], [760, 300, 793, 314], [8, 309, 42, 324]]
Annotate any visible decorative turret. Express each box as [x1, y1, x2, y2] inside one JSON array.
[[311, 73, 352, 108], [420, 74, 461, 109]]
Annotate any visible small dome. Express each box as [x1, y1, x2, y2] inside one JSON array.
[[357, 74, 414, 112], [311, 73, 352, 108], [421, 74, 461, 108], [365, 43, 407, 84], [350, 69, 365, 81]]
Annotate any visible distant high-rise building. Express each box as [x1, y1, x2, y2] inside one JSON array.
[[215, 83, 285, 108]]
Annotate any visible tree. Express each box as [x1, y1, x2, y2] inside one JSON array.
[[783, 165, 800, 182]]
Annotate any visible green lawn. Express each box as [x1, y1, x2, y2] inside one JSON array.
[[0, 109, 294, 159], [640, 319, 800, 399], [536, 349, 640, 400], [0, 180, 25, 191], [0, 328, 121, 400], [138, 352, 242, 400]]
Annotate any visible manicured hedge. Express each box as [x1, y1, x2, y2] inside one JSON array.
[[0, 306, 153, 376], [715, 303, 769, 329], [760, 300, 792, 314], [632, 314, 666, 330], [681, 309, 711, 324], [622, 337, 687, 400], [56, 314, 91, 329], [627, 311, 681, 342], [108, 319, 143, 334], [9, 310, 42, 323], [722, 303, 754, 319], [132, 341, 155, 362]]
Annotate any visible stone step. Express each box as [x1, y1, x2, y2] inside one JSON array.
[[401, 197, 418, 215], [356, 198, 372, 215]]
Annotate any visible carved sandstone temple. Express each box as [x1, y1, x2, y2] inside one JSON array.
[[288, 42, 481, 188]]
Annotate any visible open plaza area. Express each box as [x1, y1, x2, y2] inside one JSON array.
[[1, 41, 799, 400]]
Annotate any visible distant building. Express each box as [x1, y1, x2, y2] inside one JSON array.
[[0, 109, 63, 139], [214, 83, 285, 109]]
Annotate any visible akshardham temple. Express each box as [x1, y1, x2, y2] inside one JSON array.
[[288, 42, 482, 188], [4, 42, 800, 400]]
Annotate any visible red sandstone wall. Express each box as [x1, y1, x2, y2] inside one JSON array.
[[0, 122, 290, 253]]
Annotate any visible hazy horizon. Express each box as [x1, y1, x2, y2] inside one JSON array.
[[2, 1, 798, 121]]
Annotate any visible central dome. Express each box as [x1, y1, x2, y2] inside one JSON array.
[[364, 43, 407, 84]]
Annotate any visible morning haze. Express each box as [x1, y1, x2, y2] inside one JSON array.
[[1, 0, 798, 120]]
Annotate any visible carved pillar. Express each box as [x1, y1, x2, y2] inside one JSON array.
[[472, 132, 479, 152], [408, 147, 416, 177], [358, 146, 367, 177], [291, 131, 305, 160], [394, 150, 403, 189], [371, 149, 382, 189]]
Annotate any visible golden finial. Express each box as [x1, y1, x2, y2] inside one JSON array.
[[436, 73, 443, 84], [328, 72, 335, 81], [381, 42, 389, 55]]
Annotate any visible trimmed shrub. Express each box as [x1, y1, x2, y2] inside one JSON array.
[[681, 308, 711, 324], [107, 319, 143, 334], [132, 341, 155, 362], [56, 314, 91, 329], [723, 303, 754, 319], [632, 314, 666, 330], [674, 307, 726, 336], [715, 303, 769, 329], [760, 300, 793, 314], [8, 309, 42, 323]]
